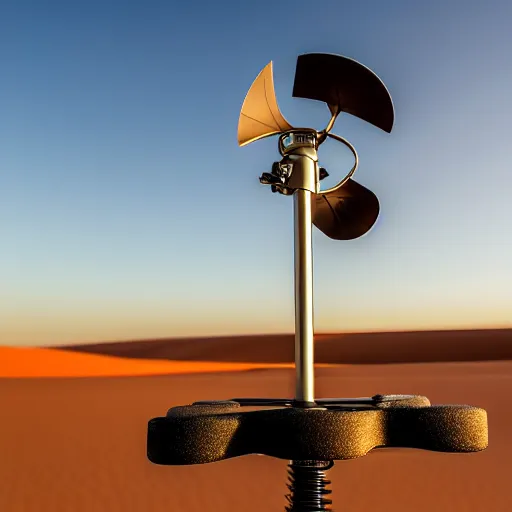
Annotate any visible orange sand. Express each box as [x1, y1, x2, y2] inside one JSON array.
[[1, 332, 510, 511], [0, 346, 307, 378], [1, 360, 510, 511]]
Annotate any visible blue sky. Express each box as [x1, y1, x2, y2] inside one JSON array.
[[1, 1, 511, 345]]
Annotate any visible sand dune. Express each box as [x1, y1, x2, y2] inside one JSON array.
[[57, 328, 512, 364], [0, 346, 304, 378], [1, 360, 510, 512]]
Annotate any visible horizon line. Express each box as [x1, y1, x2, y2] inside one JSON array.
[[32, 323, 512, 348]]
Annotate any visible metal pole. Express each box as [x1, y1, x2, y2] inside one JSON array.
[[293, 188, 315, 404]]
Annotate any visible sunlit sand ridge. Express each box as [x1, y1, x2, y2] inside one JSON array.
[[0, 345, 337, 378], [3, 329, 511, 378]]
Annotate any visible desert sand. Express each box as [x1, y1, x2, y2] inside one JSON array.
[[1, 330, 511, 511], [0, 346, 300, 378]]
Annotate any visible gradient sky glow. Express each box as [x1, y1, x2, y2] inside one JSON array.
[[2, 1, 512, 346]]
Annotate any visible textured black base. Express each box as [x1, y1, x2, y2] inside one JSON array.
[[147, 395, 488, 465]]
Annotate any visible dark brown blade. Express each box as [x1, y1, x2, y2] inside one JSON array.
[[293, 53, 394, 133], [312, 179, 380, 240]]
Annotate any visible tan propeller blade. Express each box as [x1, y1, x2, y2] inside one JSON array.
[[238, 62, 294, 147]]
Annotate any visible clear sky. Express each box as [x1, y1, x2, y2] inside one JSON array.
[[1, 1, 511, 346]]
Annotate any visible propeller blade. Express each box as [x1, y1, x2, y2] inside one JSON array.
[[238, 62, 294, 147], [312, 179, 380, 240], [293, 53, 394, 133]]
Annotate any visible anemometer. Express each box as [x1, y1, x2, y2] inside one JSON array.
[[147, 53, 488, 511]]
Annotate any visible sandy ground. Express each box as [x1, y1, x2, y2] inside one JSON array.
[[1, 357, 510, 511]]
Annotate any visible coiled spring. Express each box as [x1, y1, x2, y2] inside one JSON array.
[[285, 460, 334, 511]]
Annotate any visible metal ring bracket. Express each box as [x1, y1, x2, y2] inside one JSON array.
[[319, 133, 359, 194]]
